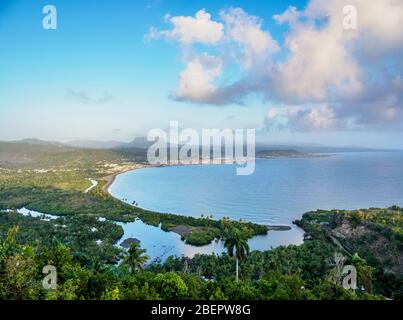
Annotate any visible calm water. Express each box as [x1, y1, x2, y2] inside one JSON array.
[[110, 152, 403, 261]]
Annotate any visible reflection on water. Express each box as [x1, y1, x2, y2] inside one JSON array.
[[16, 207, 59, 221], [117, 219, 304, 262], [1, 208, 304, 262]]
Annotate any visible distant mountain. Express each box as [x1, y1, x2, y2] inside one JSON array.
[[66, 140, 125, 149], [255, 143, 392, 154], [119, 136, 154, 149], [0, 140, 142, 168], [0, 140, 75, 166], [119, 138, 392, 153], [66, 137, 159, 150], [257, 149, 308, 158], [2, 138, 396, 154], [10, 138, 65, 147]]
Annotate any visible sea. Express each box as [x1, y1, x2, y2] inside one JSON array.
[[109, 152, 403, 262]]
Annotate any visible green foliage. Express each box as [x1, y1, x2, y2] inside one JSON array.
[[223, 226, 250, 283], [310, 279, 357, 300], [0, 211, 124, 264], [257, 273, 306, 300], [153, 273, 188, 299], [101, 287, 121, 300], [0, 226, 391, 300], [123, 243, 149, 273], [224, 227, 250, 261], [182, 228, 220, 246], [0, 142, 401, 300], [296, 208, 403, 298], [1, 157, 267, 249]]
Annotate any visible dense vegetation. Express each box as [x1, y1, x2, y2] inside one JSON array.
[[0, 225, 386, 300], [0, 141, 267, 246], [296, 207, 403, 299], [0, 141, 402, 300]]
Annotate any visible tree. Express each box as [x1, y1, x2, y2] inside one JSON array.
[[223, 228, 249, 283], [101, 287, 120, 300], [123, 243, 149, 273], [352, 253, 375, 293], [153, 272, 188, 299]]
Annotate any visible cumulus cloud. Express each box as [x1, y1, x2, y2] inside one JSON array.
[[266, 104, 344, 132], [271, 23, 362, 102], [147, 9, 224, 45], [149, 8, 278, 105], [270, 0, 403, 104], [220, 8, 279, 70], [151, 1, 403, 131], [273, 6, 301, 25], [173, 53, 223, 103], [306, 0, 403, 55], [265, 0, 403, 131], [173, 53, 260, 105]]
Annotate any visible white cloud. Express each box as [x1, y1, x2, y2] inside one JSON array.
[[305, 0, 403, 54], [151, 1, 403, 131], [149, 8, 279, 104], [267, 0, 403, 130], [353, 94, 403, 129], [266, 104, 342, 132], [148, 9, 224, 45], [271, 21, 362, 102], [221, 8, 279, 70], [174, 53, 223, 103], [273, 6, 300, 25]]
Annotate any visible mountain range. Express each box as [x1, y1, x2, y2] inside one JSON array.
[[2, 137, 395, 153]]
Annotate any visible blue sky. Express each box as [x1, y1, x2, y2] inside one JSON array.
[[0, 0, 402, 148]]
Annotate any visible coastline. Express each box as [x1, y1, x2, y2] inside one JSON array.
[[101, 153, 333, 193], [103, 163, 298, 234], [102, 164, 149, 193]]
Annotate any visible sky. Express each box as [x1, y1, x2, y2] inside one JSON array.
[[0, 0, 402, 148]]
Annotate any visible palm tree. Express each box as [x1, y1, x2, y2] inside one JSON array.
[[123, 242, 149, 273], [223, 228, 249, 283]]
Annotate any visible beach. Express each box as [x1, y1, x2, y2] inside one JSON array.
[[102, 164, 148, 193]]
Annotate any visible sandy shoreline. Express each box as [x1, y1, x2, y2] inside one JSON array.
[[102, 164, 148, 193], [101, 160, 232, 193], [101, 154, 328, 193]]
